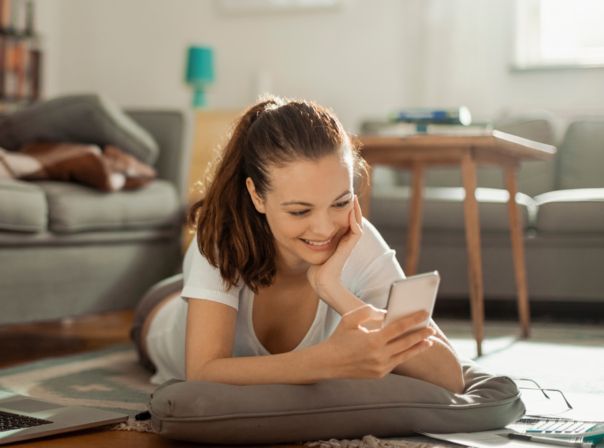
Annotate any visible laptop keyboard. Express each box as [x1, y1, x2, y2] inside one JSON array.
[[0, 410, 52, 432]]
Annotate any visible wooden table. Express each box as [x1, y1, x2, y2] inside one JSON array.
[[357, 131, 556, 356]]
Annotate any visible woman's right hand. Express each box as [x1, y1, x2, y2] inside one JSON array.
[[322, 305, 436, 379]]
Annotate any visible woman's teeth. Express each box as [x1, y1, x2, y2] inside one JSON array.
[[302, 238, 332, 246]]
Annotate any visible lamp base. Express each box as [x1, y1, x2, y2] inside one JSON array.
[[192, 88, 207, 108]]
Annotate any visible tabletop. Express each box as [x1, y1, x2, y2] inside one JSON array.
[[356, 130, 557, 168]]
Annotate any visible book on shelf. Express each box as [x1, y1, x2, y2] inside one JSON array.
[[0, 0, 41, 110]]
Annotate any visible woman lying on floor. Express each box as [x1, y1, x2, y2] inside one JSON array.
[[131, 95, 465, 393]]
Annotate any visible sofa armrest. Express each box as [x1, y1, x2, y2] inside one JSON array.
[[126, 110, 191, 203]]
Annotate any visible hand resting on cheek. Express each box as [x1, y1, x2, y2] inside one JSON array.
[[306, 194, 363, 300]]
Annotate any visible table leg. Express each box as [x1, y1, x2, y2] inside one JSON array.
[[504, 165, 531, 338], [461, 153, 484, 357], [405, 163, 424, 276], [359, 164, 373, 218]]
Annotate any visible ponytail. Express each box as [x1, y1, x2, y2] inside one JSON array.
[[188, 98, 281, 293]]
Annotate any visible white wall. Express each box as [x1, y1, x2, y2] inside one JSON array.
[[35, 0, 604, 132], [415, 0, 604, 123], [35, 0, 421, 132]]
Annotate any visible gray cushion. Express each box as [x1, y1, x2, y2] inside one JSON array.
[[38, 180, 180, 233], [371, 186, 536, 232], [0, 94, 159, 164], [492, 115, 557, 196], [149, 361, 525, 445], [0, 179, 47, 232], [493, 116, 557, 146], [557, 120, 604, 189], [125, 110, 189, 198], [534, 189, 604, 233]]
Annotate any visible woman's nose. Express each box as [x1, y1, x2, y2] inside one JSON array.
[[309, 211, 337, 237]]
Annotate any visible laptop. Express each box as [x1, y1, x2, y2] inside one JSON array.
[[0, 390, 128, 445]]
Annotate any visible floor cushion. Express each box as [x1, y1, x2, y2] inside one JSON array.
[[149, 361, 524, 445]]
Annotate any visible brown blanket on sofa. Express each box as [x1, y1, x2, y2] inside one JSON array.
[[0, 142, 156, 192]]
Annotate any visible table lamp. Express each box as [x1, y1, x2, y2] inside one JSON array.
[[185, 46, 215, 108]]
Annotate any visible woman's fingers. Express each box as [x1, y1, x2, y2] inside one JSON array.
[[354, 194, 363, 228], [328, 304, 436, 379], [329, 200, 362, 263], [342, 304, 385, 329], [381, 310, 432, 342], [389, 338, 434, 367], [349, 195, 362, 234], [386, 326, 434, 353]]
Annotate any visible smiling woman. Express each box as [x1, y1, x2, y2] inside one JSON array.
[[246, 154, 355, 274], [130, 95, 465, 393]]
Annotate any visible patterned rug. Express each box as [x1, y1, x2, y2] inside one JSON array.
[[0, 320, 602, 445], [0, 344, 154, 432]]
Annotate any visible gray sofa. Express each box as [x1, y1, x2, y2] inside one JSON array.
[[0, 109, 189, 325], [368, 116, 604, 305]]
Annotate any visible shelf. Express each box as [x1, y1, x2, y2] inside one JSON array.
[[0, 0, 42, 110]]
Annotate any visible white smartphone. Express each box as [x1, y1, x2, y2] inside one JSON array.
[[383, 271, 440, 332]]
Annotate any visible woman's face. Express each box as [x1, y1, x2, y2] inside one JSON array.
[[246, 152, 355, 276]]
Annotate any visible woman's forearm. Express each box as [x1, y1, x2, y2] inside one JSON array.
[[320, 283, 365, 315], [188, 343, 334, 385], [391, 337, 465, 393]]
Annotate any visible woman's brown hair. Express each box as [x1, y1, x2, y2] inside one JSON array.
[[188, 95, 368, 293]]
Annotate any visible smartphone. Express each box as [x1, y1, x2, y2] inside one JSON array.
[[383, 271, 440, 332]]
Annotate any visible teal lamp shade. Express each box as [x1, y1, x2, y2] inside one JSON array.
[[186, 46, 215, 108]]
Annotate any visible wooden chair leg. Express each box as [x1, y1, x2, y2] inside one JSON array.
[[461, 153, 484, 357], [405, 163, 424, 276], [504, 165, 531, 338]]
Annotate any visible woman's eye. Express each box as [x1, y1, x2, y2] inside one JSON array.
[[288, 200, 351, 217], [334, 200, 351, 208], [289, 210, 309, 217]]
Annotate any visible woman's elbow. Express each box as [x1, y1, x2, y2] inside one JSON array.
[[185, 359, 212, 382], [444, 365, 466, 394]]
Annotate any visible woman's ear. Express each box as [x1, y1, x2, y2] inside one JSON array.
[[245, 177, 266, 214]]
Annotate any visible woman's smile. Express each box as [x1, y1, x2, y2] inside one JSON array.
[[299, 236, 335, 251]]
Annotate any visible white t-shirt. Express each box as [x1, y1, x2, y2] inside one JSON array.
[[146, 217, 405, 385]]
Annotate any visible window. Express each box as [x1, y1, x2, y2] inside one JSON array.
[[514, 0, 604, 69]]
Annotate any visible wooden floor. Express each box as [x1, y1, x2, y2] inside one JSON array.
[[0, 311, 303, 447]]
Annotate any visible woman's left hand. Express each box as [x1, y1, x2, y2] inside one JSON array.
[[307, 195, 363, 298]]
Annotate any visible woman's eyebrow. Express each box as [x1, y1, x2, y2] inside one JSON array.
[[281, 190, 351, 207]]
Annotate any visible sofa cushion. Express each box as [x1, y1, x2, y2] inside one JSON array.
[[38, 180, 180, 233], [0, 179, 47, 232], [392, 162, 555, 199], [558, 120, 604, 189], [534, 189, 604, 233], [371, 186, 536, 232], [0, 94, 159, 164]]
